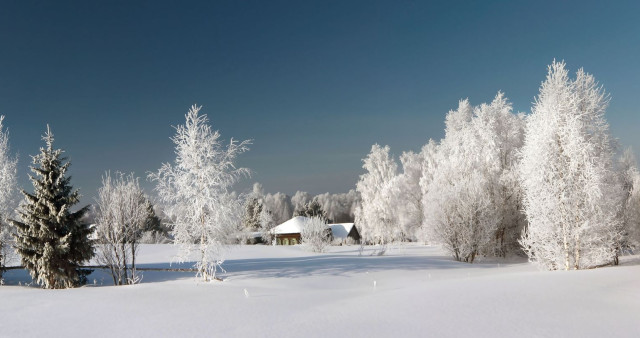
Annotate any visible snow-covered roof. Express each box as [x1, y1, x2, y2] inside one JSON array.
[[329, 223, 355, 239], [273, 216, 310, 234]]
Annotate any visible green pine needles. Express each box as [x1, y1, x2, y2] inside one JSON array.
[[11, 126, 94, 289]]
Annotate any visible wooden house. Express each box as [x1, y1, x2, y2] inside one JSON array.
[[272, 217, 360, 246], [329, 223, 360, 244], [272, 216, 308, 245]]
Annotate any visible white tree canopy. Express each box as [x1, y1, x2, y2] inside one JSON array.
[[355, 144, 398, 253], [0, 116, 18, 274], [423, 99, 496, 262], [150, 105, 250, 281], [520, 61, 621, 270]]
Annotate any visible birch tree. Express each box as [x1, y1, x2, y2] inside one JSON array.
[[301, 216, 331, 253], [418, 139, 439, 243], [0, 116, 18, 277], [615, 148, 640, 262], [520, 61, 621, 270], [471, 92, 526, 256], [624, 172, 640, 252], [94, 172, 150, 285], [390, 150, 424, 241], [423, 100, 496, 262], [355, 144, 398, 253], [150, 105, 250, 281], [291, 191, 311, 216], [263, 192, 293, 225]]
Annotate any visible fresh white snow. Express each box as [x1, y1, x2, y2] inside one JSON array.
[[273, 216, 314, 234], [328, 223, 355, 239], [1, 244, 639, 337]]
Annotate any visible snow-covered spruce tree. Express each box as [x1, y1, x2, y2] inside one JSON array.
[[11, 126, 93, 288], [150, 105, 250, 281], [139, 202, 170, 244], [520, 61, 621, 270], [301, 216, 331, 253], [294, 199, 330, 222], [242, 196, 263, 232], [0, 116, 18, 278], [94, 172, 150, 285], [355, 144, 398, 254]]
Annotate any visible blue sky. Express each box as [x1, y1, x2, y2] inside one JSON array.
[[1, 1, 639, 205]]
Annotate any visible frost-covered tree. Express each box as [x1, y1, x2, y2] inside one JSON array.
[[294, 199, 329, 222], [615, 148, 640, 262], [242, 197, 263, 231], [150, 105, 250, 281], [301, 216, 331, 253], [139, 202, 170, 244], [422, 92, 525, 262], [520, 61, 621, 270], [254, 187, 360, 227], [240, 183, 278, 244], [624, 176, 640, 252], [291, 191, 311, 216], [302, 191, 360, 223], [0, 116, 18, 278], [355, 144, 398, 253], [423, 100, 497, 263], [471, 92, 526, 256], [389, 150, 424, 241], [11, 126, 93, 288], [242, 183, 264, 231], [263, 192, 292, 225], [94, 172, 150, 285], [258, 207, 276, 244], [418, 139, 439, 243]]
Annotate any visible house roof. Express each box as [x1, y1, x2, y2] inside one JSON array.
[[273, 217, 354, 238], [328, 223, 355, 239], [273, 216, 310, 235]]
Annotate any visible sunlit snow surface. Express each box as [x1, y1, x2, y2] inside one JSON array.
[[1, 244, 639, 337]]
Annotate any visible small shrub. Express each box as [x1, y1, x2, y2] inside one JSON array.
[[301, 217, 331, 253]]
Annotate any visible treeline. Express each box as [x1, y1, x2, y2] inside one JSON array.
[[240, 183, 360, 236], [355, 61, 640, 269]]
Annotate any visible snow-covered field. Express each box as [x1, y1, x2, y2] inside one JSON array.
[[1, 244, 639, 337]]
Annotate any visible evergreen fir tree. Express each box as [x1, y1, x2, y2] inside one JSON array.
[[294, 200, 331, 223], [242, 197, 263, 231], [142, 201, 168, 238], [11, 126, 94, 288]]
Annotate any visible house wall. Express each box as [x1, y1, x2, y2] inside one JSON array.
[[348, 227, 361, 242], [276, 233, 301, 245]]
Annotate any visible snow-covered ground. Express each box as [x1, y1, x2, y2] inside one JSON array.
[[1, 244, 639, 337]]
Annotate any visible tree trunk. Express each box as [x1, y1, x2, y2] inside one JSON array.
[[562, 223, 570, 271], [121, 240, 128, 285], [574, 231, 580, 270], [130, 239, 137, 283], [200, 215, 208, 282]]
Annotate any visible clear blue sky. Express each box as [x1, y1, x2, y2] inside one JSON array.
[[1, 0, 639, 206]]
